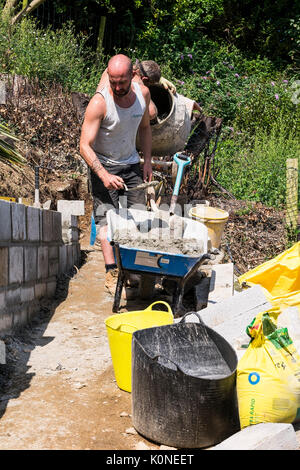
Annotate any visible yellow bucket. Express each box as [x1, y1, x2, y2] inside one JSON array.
[[105, 301, 173, 392], [189, 206, 229, 249]]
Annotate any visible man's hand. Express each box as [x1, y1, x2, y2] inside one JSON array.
[[160, 76, 176, 94], [143, 159, 153, 183], [101, 171, 125, 190]]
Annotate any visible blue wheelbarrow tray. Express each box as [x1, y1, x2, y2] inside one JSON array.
[[106, 208, 209, 277]]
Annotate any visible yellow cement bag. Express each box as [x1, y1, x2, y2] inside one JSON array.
[[238, 241, 300, 313], [237, 311, 300, 428]]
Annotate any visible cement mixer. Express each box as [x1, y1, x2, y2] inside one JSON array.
[[136, 84, 195, 156]]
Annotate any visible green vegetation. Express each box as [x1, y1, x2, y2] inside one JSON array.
[[0, 0, 299, 210]]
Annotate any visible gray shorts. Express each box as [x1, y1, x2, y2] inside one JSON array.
[[89, 162, 145, 229]]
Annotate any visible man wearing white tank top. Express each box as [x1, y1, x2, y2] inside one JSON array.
[[80, 54, 152, 296]]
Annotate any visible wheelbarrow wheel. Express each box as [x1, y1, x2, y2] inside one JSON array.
[[139, 274, 156, 300]]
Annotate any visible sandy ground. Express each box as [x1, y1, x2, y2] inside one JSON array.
[[0, 237, 300, 452]]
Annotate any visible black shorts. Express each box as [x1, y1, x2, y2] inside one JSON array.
[[89, 162, 145, 229]]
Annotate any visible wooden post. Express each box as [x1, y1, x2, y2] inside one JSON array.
[[286, 158, 298, 232]]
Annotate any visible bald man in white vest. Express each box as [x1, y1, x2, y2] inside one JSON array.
[[80, 54, 152, 296]]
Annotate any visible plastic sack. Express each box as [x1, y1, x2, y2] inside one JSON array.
[[237, 311, 300, 429], [238, 242, 300, 313]]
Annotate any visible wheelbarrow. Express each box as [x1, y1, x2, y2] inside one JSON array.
[[106, 208, 211, 317]]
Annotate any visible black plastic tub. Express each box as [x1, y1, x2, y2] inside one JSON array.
[[131, 312, 240, 448]]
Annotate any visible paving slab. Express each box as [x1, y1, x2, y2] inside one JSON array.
[[212, 423, 300, 450]]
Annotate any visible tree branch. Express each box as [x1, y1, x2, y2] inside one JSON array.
[[11, 0, 46, 24]]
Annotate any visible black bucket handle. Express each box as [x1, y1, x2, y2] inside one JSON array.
[[179, 311, 205, 325], [151, 354, 185, 374]]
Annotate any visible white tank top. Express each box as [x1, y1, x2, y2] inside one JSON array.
[[92, 82, 146, 165]]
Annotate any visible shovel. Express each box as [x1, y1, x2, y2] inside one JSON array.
[[169, 153, 191, 215], [123, 180, 159, 192]]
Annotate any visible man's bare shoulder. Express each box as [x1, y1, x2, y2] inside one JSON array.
[[85, 92, 106, 118], [138, 83, 151, 104]]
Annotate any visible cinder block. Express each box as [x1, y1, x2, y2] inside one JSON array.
[[11, 202, 26, 241], [21, 286, 35, 303], [62, 228, 72, 243], [195, 285, 272, 348], [0, 340, 5, 364], [37, 246, 48, 279], [48, 245, 59, 260], [59, 244, 67, 274], [0, 247, 9, 286], [57, 200, 85, 224], [49, 258, 59, 277], [27, 299, 40, 321], [52, 211, 62, 241], [70, 215, 78, 228], [42, 210, 53, 242], [66, 244, 74, 270], [0, 290, 5, 311], [213, 423, 300, 450], [0, 310, 13, 332], [13, 306, 28, 328], [24, 246, 37, 282], [47, 280, 57, 298], [9, 246, 23, 284], [0, 200, 11, 240], [27, 206, 40, 241], [6, 287, 21, 305], [208, 263, 234, 304], [34, 282, 47, 299]]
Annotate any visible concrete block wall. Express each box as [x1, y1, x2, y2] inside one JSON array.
[[0, 200, 81, 333]]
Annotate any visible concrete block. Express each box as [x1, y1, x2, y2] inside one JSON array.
[[0, 290, 5, 311], [73, 243, 81, 266], [35, 282, 47, 299], [208, 263, 234, 304], [26, 206, 40, 241], [0, 340, 5, 364], [59, 244, 67, 274], [13, 305, 28, 328], [196, 285, 272, 348], [0, 310, 13, 332], [70, 214, 78, 228], [57, 200, 85, 225], [48, 245, 59, 260], [62, 228, 72, 244], [52, 211, 62, 241], [66, 244, 74, 270], [27, 299, 40, 321], [9, 246, 23, 284], [6, 287, 21, 305], [0, 247, 9, 287], [21, 286, 35, 303], [0, 200, 11, 240], [11, 202, 26, 241], [213, 423, 300, 450], [37, 246, 48, 279], [42, 210, 53, 242], [24, 246, 37, 282], [49, 258, 59, 277], [47, 280, 57, 298]]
